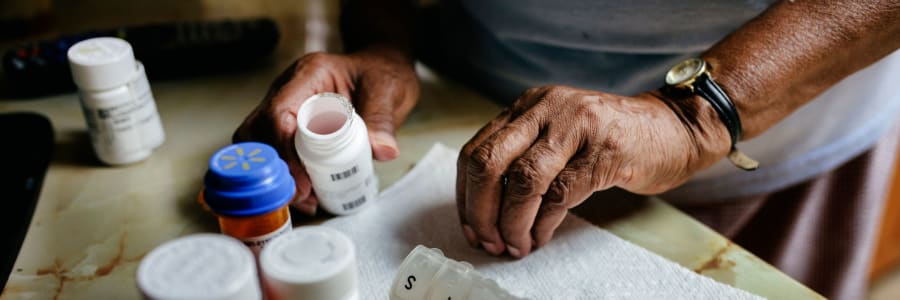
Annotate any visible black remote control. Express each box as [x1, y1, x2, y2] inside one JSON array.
[[0, 112, 53, 290], [2, 18, 279, 98]]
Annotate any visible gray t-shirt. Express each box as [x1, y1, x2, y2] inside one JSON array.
[[444, 0, 900, 202]]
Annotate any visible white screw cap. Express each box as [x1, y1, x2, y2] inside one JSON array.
[[68, 37, 138, 91], [260, 226, 359, 300], [136, 234, 261, 300]]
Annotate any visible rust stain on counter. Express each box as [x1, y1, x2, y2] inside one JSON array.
[[695, 242, 736, 272], [694, 242, 738, 285], [16, 232, 147, 300], [94, 233, 126, 276]]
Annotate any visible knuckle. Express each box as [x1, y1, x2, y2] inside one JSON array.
[[459, 142, 479, 165], [292, 52, 340, 79], [506, 158, 542, 198], [467, 144, 502, 177], [513, 86, 552, 110], [539, 201, 567, 215], [361, 110, 393, 131], [543, 85, 560, 94], [545, 176, 571, 203], [522, 87, 542, 97], [574, 100, 603, 120], [543, 85, 569, 98], [459, 143, 476, 162], [589, 143, 623, 188], [615, 165, 637, 190], [299, 52, 331, 66], [262, 113, 296, 141]]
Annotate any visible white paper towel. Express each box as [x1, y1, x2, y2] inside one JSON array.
[[322, 143, 764, 299]]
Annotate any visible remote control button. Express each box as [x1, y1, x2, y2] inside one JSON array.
[[28, 56, 46, 67], [7, 57, 26, 71]]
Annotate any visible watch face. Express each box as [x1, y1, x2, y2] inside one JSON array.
[[666, 58, 706, 86]]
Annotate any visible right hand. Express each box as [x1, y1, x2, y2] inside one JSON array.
[[233, 46, 419, 215]]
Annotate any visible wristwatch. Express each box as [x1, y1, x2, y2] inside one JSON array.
[[665, 58, 758, 171]]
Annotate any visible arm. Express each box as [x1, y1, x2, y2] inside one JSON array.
[[234, 0, 420, 215], [456, 0, 900, 258], [706, 0, 900, 139]]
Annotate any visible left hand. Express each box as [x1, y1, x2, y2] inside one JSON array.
[[233, 47, 419, 215], [456, 85, 729, 258]]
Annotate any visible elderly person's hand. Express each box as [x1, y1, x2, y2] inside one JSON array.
[[456, 85, 731, 258], [234, 46, 419, 215]]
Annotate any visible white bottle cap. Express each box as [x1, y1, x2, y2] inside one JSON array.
[[68, 37, 138, 91], [136, 234, 262, 300], [260, 226, 359, 300]]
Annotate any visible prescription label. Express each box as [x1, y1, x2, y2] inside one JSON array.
[[239, 219, 291, 255]]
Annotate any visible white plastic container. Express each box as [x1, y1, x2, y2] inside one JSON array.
[[136, 234, 262, 300], [391, 245, 523, 300], [260, 226, 359, 300], [68, 37, 165, 165], [294, 93, 378, 215]]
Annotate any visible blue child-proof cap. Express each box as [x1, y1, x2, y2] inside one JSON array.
[[203, 142, 296, 217]]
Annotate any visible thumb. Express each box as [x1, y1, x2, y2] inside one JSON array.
[[355, 83, 401, 161], [369, 129, 399, 161], [359, 108, 399, 161]]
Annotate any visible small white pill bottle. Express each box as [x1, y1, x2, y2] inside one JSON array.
[[294, 93, 378, 215], [68, 37, 165, 165], [136, 234, 262, 300], [260, 226, 359, 300]]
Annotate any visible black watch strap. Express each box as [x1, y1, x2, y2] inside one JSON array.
[[694, 73, 758, 171], [694, 73, 742, 145]]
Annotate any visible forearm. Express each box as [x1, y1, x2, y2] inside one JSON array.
[[703, 0, 900, 139], [340, 0, 417, 64]]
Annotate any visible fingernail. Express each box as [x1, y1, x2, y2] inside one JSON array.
[[371, 131, 399, 161], [462, 225, 477, 247], [507, 245, 521, 258], [481, 241, 501, 255]]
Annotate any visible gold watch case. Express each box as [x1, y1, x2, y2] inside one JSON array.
[[665, 58, 707, 90]]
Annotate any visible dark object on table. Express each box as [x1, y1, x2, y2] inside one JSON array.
[[0, 112, 53, 290], [1, 18, 280, 98]]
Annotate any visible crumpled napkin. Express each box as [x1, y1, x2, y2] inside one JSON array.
[[322, 143, 763, 299]]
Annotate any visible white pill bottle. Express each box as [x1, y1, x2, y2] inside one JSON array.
[[137, 234, 262, 300], [68, 37, 165, 165], [294, 93, 378, 215], [260, 226, 359, 300]]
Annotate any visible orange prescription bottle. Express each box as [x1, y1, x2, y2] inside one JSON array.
[[202, 142, 294, 254]]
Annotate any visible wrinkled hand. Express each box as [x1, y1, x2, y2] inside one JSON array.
[[456, 85, 729, 258], [234, 47, 419, 215]]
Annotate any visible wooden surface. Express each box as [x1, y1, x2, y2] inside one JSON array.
[[871, 150, 900, 279]]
